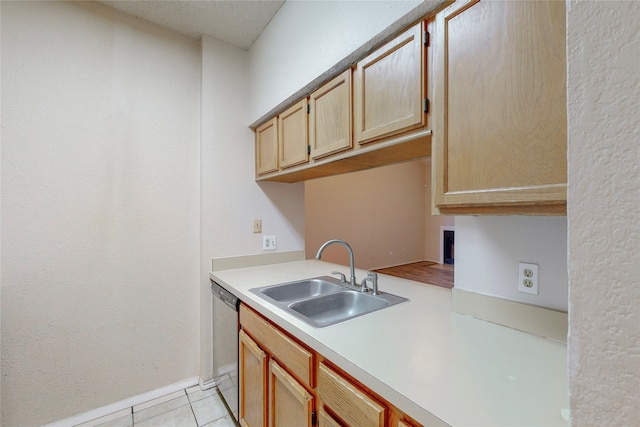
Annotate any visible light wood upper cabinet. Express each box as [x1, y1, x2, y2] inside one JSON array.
[[269, 359, 314, 427], [239, 329, 268, 427], [309, 69, 352, 159], [253, 20, 432, 183], [278, 99, 309, 169], [354, 21, 426, 145], [255, 118, 278, 176], [431, 0, 567, 215]]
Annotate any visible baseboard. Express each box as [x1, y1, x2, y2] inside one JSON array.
[[215, 362, 238, 378], [211, 250, 305, 271], [43, 377, 199, 427], [452, 288, 568, 343]]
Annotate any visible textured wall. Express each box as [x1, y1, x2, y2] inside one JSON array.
[[304, 160, 454, 270], [566, 1, 640, 425], [1, 2, 201, 425], [455, 216, 568, 311], [305, 161, 427, 270], [248, 0, 422, 122], [199, 35, 306, 383]]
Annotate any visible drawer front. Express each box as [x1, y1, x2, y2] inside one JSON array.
[[240, 304, 314, 388], [318, 362, 386, 427]]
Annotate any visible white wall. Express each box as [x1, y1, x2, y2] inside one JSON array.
[[455, 216, 568, 311], [1, 2, 201, 425], [248, 0, 422, 122], [566, 1, 640, 425], [199, 35, 305, 383]]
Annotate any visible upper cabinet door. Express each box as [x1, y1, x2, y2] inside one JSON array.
[[278, 99, 309, 169], [309, 69, 352, 159], [354, 22, 426, 145], [432, 0, 567, 214], [255, 118, 278, 176]]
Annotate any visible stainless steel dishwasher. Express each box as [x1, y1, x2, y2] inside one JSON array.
[[211, 280, 240, 424]]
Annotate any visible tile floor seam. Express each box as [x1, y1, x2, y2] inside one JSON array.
[[73, 385, 237, 427]]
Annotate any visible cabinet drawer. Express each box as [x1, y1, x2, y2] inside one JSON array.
[[318, 362, 386, 427], [240, 304, 314, 388]]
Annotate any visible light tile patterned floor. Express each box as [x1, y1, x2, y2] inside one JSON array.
[[74, 376, 238, 427]]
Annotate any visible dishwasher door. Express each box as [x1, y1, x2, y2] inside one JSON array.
[[211, 280, 240, 423]]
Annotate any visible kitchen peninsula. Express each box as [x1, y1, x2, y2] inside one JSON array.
[[211, 259, 568, 427]]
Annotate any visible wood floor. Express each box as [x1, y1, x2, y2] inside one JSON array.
[[374, 261, 454, 289]]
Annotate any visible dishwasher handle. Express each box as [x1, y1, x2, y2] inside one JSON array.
[[211, 281, 240, 312]]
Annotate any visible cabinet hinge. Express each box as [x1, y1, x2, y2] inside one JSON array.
[[423, 30, 430, 46], [306, 103, 310, 114], [424, 98, 430, 113], [307, 145, 311, 155], [311, 410, 317, 426]]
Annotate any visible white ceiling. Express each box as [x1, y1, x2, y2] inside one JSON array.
[[99, 0, 286, 50]]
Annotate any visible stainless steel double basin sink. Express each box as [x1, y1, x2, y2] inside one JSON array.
[[250, 276, 408, 328]]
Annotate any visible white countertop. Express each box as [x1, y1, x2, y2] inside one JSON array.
[[210, 260, 568, 427]]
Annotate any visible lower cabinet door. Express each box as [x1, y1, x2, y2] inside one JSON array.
[[269, 359, 314, 427], [239, 330, 268, 427]]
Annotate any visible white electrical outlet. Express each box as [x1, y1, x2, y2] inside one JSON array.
[[263, 235, 276, 251], [253, 219, 262, 234], [518, 262, 539, 295]]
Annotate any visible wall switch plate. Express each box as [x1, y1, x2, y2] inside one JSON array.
[[518, 262, 539, 295], [253, 219, 262, 234], [263, 235, 276, 251]]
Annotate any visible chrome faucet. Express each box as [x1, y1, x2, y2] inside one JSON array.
[[315, 239, 358, 290]]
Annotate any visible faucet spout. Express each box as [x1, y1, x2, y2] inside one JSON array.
[[315, 239, 357, 287]]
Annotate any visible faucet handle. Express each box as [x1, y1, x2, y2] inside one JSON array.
[[331, 271, 347, 284], [360, 272, 379, 295], [367, 272, 379, 295]]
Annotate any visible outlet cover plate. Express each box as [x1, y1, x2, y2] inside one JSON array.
[[518, 262, 539, 295], [263, 235, 276, 251]]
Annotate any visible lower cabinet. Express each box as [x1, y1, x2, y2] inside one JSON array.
[[238, 329, 268, 427], [318, 408, 342, 427], [239, 303, 424, 427], [318, 362, 386, 426], [270, 359, 315, 426]]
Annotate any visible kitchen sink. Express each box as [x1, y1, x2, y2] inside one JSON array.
[[257, 277, 344, 302], [250, 276, 408, 327], [288, 290, 406, 327]]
